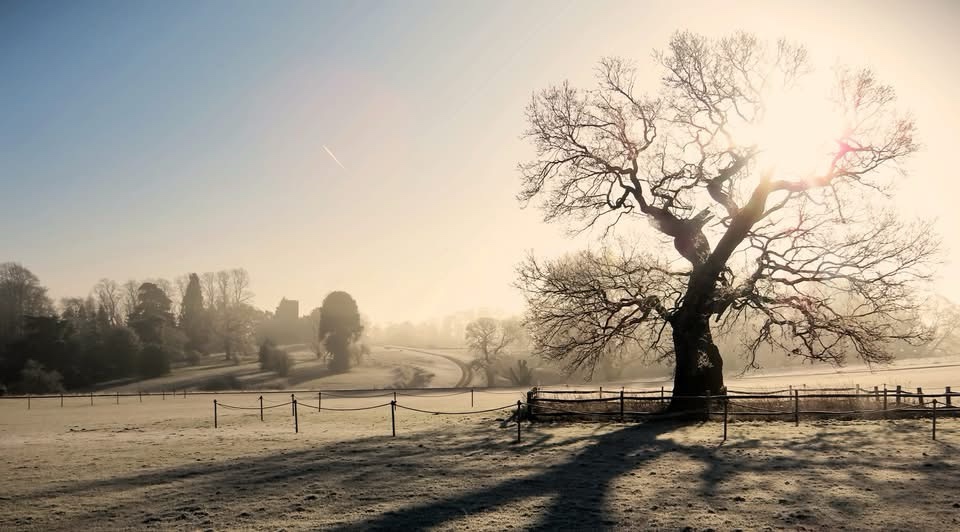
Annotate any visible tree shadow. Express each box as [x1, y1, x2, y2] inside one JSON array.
[[8, 419, 958, 530]]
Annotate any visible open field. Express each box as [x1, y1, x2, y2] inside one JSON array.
[[3, 391, 960, 531], [99, 346, 467, 393], [97, 345, 960, 402]]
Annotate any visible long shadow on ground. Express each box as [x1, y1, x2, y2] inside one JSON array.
[[7, 419, 958, 530]]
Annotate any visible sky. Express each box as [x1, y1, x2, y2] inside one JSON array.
[[2, 0, 959, 324]]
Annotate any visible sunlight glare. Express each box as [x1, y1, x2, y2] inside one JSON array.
[[734, 79, 845, 182]]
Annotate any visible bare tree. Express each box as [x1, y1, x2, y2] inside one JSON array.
[[0, 263, 54, 341], [92, 278, 123, 327], [518, 32, 937, 412], [204, 268, 256, 361], [465, 317, 519, 386], [121, 280, 139, 323]]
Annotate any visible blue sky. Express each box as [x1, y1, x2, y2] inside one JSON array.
[[3, 0, 959, 322]]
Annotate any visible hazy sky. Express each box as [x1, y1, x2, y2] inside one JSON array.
[[2, 0, 959, 323]]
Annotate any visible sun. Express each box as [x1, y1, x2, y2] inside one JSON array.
[[733, 77, 845, 182]]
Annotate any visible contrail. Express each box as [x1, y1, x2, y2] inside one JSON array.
[[322, 144, 346, 169]]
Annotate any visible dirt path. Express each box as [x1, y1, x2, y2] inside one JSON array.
[[388, 346, 474, 387]]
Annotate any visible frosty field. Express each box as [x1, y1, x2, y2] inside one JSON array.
[[3, 388, 960, 531]]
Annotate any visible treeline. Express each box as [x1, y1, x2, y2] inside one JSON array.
[[0, 263, 268, 394]]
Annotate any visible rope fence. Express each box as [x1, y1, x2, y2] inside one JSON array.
[[211, 396, 525, 441]]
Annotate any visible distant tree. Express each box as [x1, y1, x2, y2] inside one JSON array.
[[127, 282, 175, 345], [517, 32, 936, 412], [0, 262, 55, 343], [59, 297, 97, 335], [120, 280, 139, 322], [505, 359, 534, 386], [92, 278, 123, 327], [465, 318, 519, 386], [258, 339, 294, 377], [179, 273, 208, 353], [205, 268, 256, 361], [137, 343, 170, 378], [318, 291, 363, 373]]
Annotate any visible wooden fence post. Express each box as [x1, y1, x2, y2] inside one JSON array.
[[896, 385, 901, 405], [619, 388, 625, 422], [116, 392, 119, 405], [27, 395, 30, 410], [873, 386, 879, 402], [526, 389, 537, 422], [291, 394, 296, 416], [471, 388, 474, 408], [883, 384, 888, 418], [139, 391, 142, 403], [856, 384, 861, 395], [90, 392, 93, 406], [60, 393, 64, 408], [660, 386, 665, 406], [214, 399, 218, 429], [932, 399, 937, 441], [706, 390, 712, 419], [318, 392, 322, 411], [946, 386, 952, 407], [259, 395, 264, 422], [794, 390, 800, 427], [723, 395, 728, 442], [599, 386, 603, 399], [293, 399, 298, 434], [516, 400, 522, 443], [390, 400, 396, 437], [162, 389, 165, 400], [917, 387, 924, 407]]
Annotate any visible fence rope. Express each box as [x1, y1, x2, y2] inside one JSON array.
[[317, 391, 396, 399], [298, 402, 393, 412], [395, 390, 471, 398], [218, 401, 292, 411], [394, 404, 517, 415]]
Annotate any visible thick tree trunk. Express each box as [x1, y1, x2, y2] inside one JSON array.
[[667, 310, 724, 417]]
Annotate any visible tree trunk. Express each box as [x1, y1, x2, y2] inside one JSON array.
[[668, 309, 724, 417]]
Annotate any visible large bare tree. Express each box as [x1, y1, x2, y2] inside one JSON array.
[[517, 32, 937, 411]]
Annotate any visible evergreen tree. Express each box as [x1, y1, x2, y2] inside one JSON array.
[[179, 273, 207, 353], [127, 282, 174, 345]]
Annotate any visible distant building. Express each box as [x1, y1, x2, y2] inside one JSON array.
[[275, 298, 299, 322]]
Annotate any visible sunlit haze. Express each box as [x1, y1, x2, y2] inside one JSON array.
[[3, 0, 959, 324]]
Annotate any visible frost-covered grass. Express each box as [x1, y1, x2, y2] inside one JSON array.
[[2, 392, 960, 531]]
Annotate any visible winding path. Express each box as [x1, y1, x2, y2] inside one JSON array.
[[386, 346, 473, 387]]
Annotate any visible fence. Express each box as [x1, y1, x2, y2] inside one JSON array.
[[0, 387, 530, 442], [0, 385, 526, 410], [212, 395, 525, 441], [4, 384, 957, 442], [528, 385, 959, 440]]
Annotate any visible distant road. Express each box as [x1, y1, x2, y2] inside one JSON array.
[[387, 346, 473, 387]]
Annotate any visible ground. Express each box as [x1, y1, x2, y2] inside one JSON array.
[[2, 391, 959, 531]]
